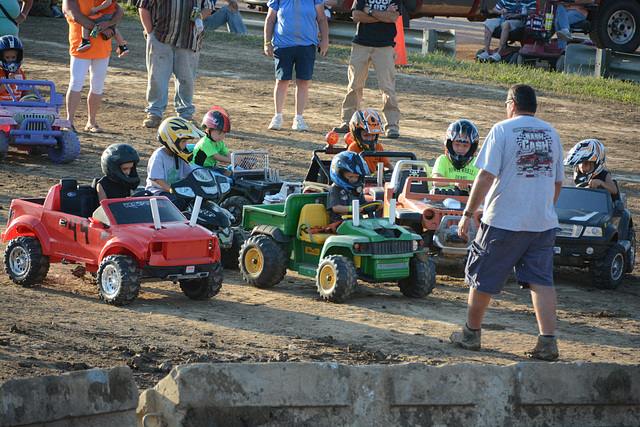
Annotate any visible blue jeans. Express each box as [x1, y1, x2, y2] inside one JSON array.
[[555, 6, 586, 49], [145, 33, 199, 119], [203, 6, 249, 34]]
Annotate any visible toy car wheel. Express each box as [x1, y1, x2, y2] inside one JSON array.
[[0, 130, 8, 161], [180, 262, 223, 299], [221, 227, 250, 269], [316, 255, 357, 303], [3, 236, 50, 287], [626, 227, 636, 273], [97, 255, 141, 305], [221, 196, 251, 227], [590, 243, 626, 290], [48, 129, 81, 164], [239, 235, 287, 288], [398, 255, 436, 298]]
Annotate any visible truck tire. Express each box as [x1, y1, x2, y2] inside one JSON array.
[[48, 130, 80, 164], [0, 130, 8, 161], [97, 255, 141, 305], [4, 236, 50, 287], [221, 227, 250, 269], [221, 196, 251, 227], [239, 235, 287, 288], [180, 262, 223, 299], [316, 255, 357, 303], [626, 227, 636, 273], [398, 256, 436, 298], [590, 243, 626, 290], [590, 0, 640, 53]]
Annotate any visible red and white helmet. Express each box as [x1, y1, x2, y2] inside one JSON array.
[[564, 139, 606, 185], [202, 106, 230, 132]]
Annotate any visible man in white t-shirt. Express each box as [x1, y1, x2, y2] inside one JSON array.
[[450, 84, 564, 361]]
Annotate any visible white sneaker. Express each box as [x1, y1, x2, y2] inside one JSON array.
[[557, 29, 573, 42], [292, 116, 308, 131], [476, 51, 490, 61], [268, 114, 282, 130], [490, 52, 502, 62]]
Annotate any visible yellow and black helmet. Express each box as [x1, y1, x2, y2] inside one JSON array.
[[157, 117, 205, 164]]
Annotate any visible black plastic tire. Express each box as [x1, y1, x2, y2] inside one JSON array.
[[316, 255, 357, 303], [48, 130, 81, 164], [97, 255, 141, 305], [221, 227, 250, 269], [626, 227, 636, 273], [180, 262, 223, 300], [590, 243, 626, 290], [0, 130, 8, 161], [398, 256, 437, 298], [239, 235, 287, 288], [221, 196, 251, 227], [590, 0, 640, 53], [4, 236, 50, 287]]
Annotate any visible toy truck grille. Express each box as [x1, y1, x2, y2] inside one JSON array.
[[361, 240, 413, 255], [14, 113, 54, 130]]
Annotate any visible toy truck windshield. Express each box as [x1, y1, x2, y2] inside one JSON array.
[[106, 199, 185, 225]]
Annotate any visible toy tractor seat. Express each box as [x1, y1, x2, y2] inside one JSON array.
[[60, 179, 99, 218], [297, 203, 332, 244]]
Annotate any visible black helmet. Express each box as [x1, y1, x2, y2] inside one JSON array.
[[330, 151, 370, 196], [0, 35, 23, 74], [101, 143, 140, 190], [445, 119, 479, 170], [349, 108, 384, 151]]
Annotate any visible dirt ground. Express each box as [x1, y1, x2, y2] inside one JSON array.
[[1, 16, 639, 391]]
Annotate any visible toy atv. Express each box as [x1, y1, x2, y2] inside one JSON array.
[[0, 79, 80, 163], [554, 185, 635, 290], [219, 150, 301, 227], [2, 179, 223, 305], [238, 192, 436, 303], [382, 160, 482, 257]]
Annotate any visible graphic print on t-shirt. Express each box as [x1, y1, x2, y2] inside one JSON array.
[[514, 128, 555, 178]]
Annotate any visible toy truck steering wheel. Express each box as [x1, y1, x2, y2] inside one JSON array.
[[342, 201, 383, 219]]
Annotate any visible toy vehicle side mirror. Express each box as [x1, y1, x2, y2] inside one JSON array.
[[613, 200, 624, 213]]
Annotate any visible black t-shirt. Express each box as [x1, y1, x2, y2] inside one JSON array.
[[593, 170, 620, 202], [352, 0, 401, 47], [326, 184, 367, 223], [98, 176, 131, 200]]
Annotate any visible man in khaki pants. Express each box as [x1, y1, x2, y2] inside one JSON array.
[[332, 0, 401, 139]]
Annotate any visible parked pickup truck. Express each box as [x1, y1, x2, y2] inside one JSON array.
[[246, 0, 640, 53], [2, 179, 223, 305]]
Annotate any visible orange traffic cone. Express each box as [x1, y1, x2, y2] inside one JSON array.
[[394, 18, 407, 66]]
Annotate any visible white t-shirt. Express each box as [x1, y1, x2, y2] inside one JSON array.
[[145, 147, 194, 194], [474, 114, 564, 232]]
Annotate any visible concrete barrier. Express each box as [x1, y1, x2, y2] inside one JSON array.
[[137, 362, 640, 426], [0, 366, 138, 427]]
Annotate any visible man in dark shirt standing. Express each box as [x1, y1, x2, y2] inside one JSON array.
[[332, 0, 401, 139]]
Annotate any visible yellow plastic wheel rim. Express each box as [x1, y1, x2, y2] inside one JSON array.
[[319, 264, 336, 291], [244, 248, 263, 276]]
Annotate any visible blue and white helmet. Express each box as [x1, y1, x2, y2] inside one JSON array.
[[0, 35, 23, 74], [330, 151, 370, 196]]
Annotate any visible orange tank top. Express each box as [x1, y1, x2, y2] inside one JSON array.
[[67, 0, 112, 59]]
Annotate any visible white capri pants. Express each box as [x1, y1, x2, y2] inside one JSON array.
[[68, 56, 110, 95]]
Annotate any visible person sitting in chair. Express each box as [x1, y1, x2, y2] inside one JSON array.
[[478, 0, 536, 62]]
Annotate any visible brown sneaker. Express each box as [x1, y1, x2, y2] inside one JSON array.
[[525, 335, 559, 360], [332, 123, 349, 133], [450, 324, 481, 351], [143, 114, 162, 128]]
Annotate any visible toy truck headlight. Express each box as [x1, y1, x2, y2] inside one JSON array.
[[353, 242, 369, 254], [413, 239, 423, 251], [174, 186, 195, 198], [583, 226, 603, 237]]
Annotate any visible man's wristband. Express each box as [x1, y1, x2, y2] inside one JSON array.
[[462, 210, 474, 218], [349, 206, 352, 213], [264, 40, 272, 46]]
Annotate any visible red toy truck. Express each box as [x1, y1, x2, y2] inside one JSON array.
[[2, 179, 223, 305]]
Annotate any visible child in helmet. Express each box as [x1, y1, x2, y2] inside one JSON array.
[[77, 0, 130, 58], [96, 143, 140, 201], [564, 139, 619, 200], [326, 151, 370, 224], [192, 106, 233, 177], [146, 117, 202, 210], [431, 119, 480, 191], [346, 108, 393, 175], [0, 35, 27, 101]]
